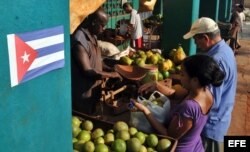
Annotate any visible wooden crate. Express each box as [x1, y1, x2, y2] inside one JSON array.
[[72, 110, 177, 152]]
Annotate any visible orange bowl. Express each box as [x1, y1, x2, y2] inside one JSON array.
[[114, 65, 148, 81]]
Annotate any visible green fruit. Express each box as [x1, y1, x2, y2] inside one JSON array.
[[147, 147, 156, 152], [148, 55, 159, 65], [113, 121, 129, 132], [120, 56, 133, 65], [111, 139, 127, 152], [74, 140, 86, 151], [83, 141, 95, 152], [137, 50, 145, 56], [104, 133, 115, 145], [146, 50, 154, 58], [169, 49, 176, 60], [146, 134, 159, 148], [94, 144, 109, 152], [72, 125, 82, 137], [94, 137, 105, 145], [72, 116, 81, 127], [175, 65, 181, 72], [139, 145, 147, 152], [140, 54, 147, 61], [73, 138, 78, 144], [127, 138, 142, 152], [129, 127, 138, 136], [135, 58, 145, 67], [116, 130, 130, 141], [107, 129, 114, 134], [173, 44, 186, 65], [162, 71, 170, 79], [92, 128, 104, 140], [82, 120, 93, 131], [155, 53, 162, 60], [158, 72, 164, 81], [156, 138, 171, 152], [134, 132, 146, 144], [159, 59, 173, 72], [157, 57, 165, 64], [152, 100, 158, 105], [78, 130, 91, 142]]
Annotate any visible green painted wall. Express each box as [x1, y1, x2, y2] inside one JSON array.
[[104, 0, 139, 29], [0, 0, 72, 152], [163, 0, 200, 56], [220, 0, 233, 22], [153, 0, 163, 15], [199, 0, 220, 21]]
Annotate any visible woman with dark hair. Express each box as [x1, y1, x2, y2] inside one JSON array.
[[131, 54, 225, 152]]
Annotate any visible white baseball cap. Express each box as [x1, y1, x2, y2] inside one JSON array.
[[183, 17, 219, 39]]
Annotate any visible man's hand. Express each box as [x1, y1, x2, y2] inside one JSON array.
[[111, 72, 123, 81]]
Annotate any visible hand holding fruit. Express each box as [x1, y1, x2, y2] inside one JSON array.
[[130, 99, 151, 115]]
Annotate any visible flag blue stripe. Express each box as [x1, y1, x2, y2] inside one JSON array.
[[21, 59, 65, 83], [16, 25, 63, 42], [36, 43, 64, 57]]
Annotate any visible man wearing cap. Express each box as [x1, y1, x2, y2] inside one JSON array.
[[183, 17, 237, 152]]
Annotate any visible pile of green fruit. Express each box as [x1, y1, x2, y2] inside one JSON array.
[[119, 46, 186, 81], [72, 116, 173, 152]]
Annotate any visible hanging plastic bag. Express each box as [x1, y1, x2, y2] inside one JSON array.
[[129, 91, 171, 133], [138, 0, 157, 13]]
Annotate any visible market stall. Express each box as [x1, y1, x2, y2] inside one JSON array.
[[71, 43, 187, 151]]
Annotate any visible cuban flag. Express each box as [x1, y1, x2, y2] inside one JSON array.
[[7, 25, 65, 87]]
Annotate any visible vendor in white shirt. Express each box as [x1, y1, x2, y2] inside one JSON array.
[[123, 2, 144, 49]]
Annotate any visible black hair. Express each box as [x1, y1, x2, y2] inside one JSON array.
[[80, 7, 108, 29], [238, 4, 244, 9], [123, 2, 131, 9], [182, 54, 225, 87]]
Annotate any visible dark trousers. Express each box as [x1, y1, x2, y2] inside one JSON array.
[[202, 136, 224, 152]]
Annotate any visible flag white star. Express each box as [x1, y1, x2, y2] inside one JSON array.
[[21, 51, 30, 64]]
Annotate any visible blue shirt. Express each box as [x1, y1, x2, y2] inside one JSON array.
[[202, 40, 237, 142]]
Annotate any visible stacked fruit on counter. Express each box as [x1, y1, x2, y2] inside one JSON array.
[[72, 116, 173, 152], [119, 45, 187, 80]]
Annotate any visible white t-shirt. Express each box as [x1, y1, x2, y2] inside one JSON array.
[[239, 12, 245, 26], [130, 9, 143, 40]]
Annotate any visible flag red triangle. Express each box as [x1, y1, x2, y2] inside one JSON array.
[[15, 35, 37, 83]]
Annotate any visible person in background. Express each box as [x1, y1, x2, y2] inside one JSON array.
[[183, 17, 237, 152], [123, 2, 144, 49], [229, 3, 244, 51], [237, 4, 246, 32], [133, 54, 225, 152], [71, 7, 121, 115]]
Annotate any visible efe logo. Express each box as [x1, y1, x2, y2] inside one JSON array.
[[224, 136, 250, 152]]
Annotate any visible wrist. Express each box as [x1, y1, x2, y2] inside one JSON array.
[[143, 109, 151, 115]]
